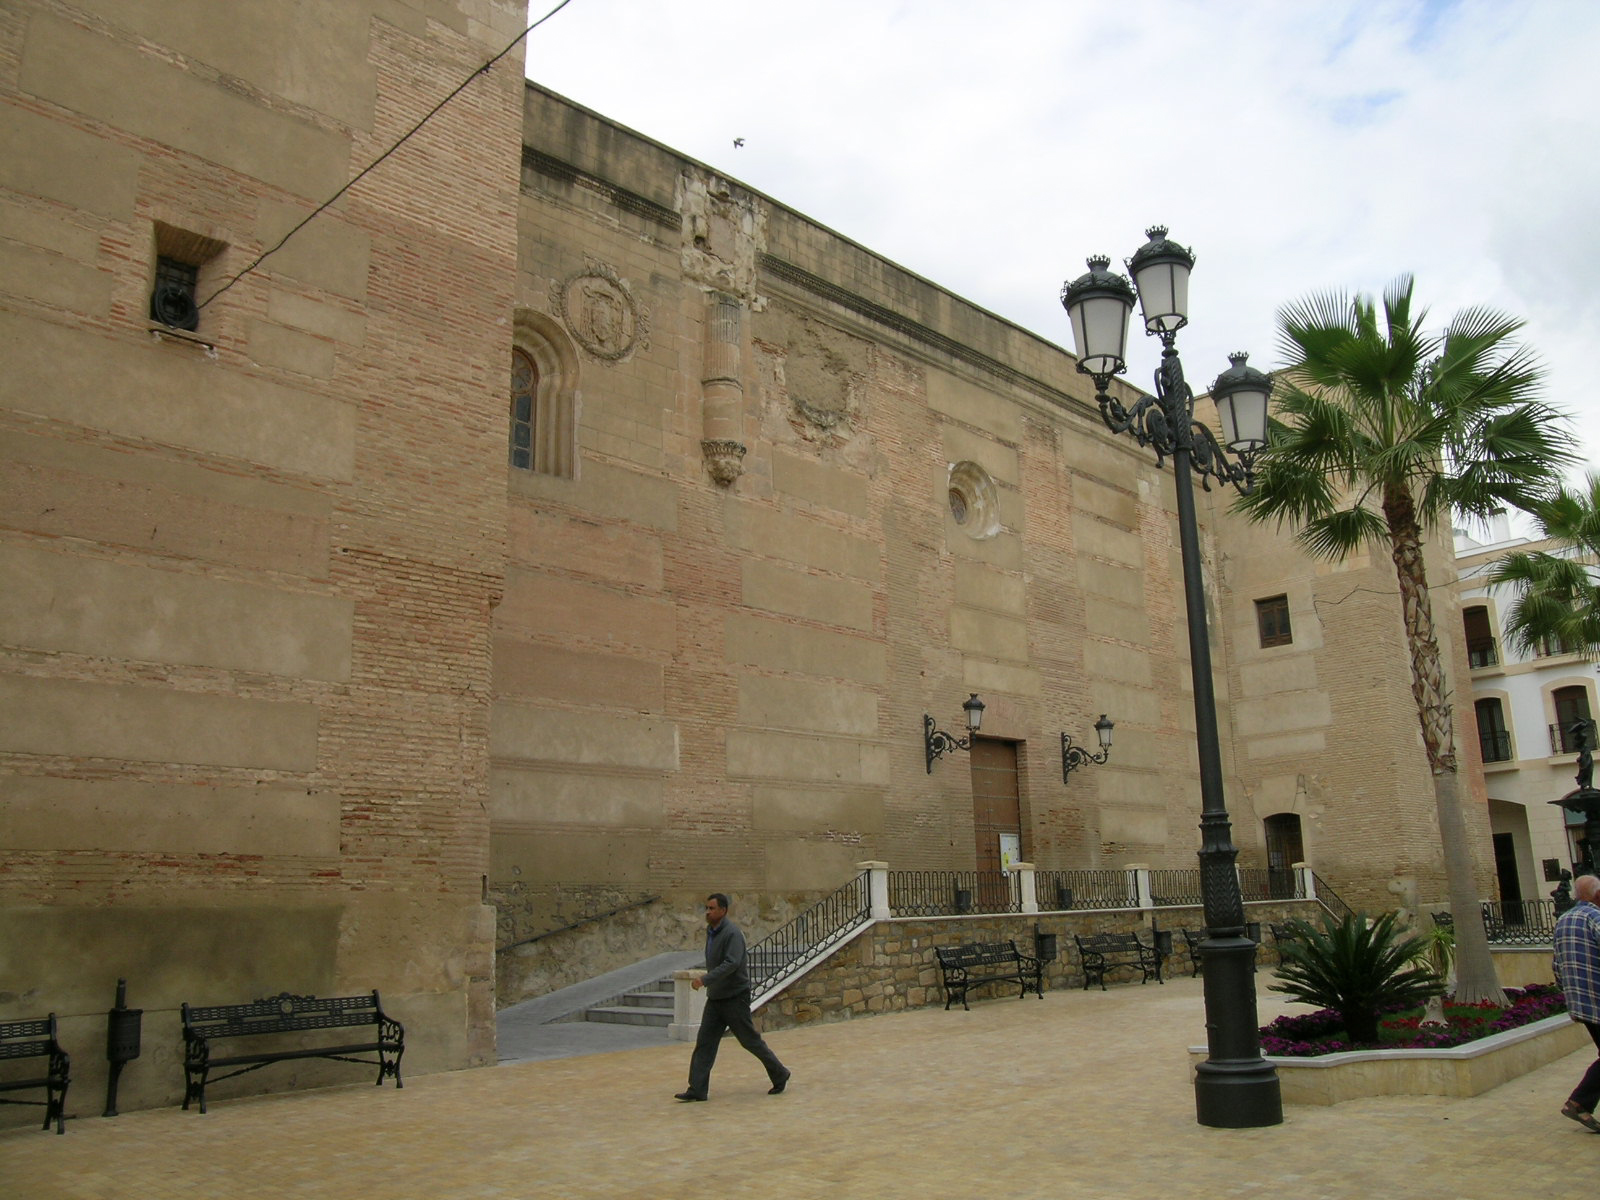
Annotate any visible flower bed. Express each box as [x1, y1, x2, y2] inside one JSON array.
[[1184, 984, 1588, 1105], [1259, 984, 1567, 1056]]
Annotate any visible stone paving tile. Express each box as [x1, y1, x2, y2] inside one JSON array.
[[3, 977, 1595, 1198]]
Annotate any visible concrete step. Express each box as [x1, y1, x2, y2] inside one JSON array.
[[585, 1004, 671, 1027], [613, 989, 673, 1008]]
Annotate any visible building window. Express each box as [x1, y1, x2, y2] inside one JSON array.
[[510, 311, 577, 478], [1552, 686, 1594, 754], [149, 256, 200, 330], [511, 347, 537, 470], [1474, 698, 1511, 763], [1255, 595, 1292, 647], [148, 222, 227, 335], [1463, 605, 1498, 669]]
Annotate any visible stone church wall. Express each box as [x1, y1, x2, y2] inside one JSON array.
[[0, 0, 527, 1122], [0, 0, 1495, 1122]]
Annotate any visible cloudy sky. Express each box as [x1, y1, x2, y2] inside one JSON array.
[[521, 0, 1599, 506]]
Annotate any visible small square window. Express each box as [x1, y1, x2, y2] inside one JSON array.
[[1256, 595, 1292, 647], [150, 256, 200, 330], [148, 223, 227, 335]]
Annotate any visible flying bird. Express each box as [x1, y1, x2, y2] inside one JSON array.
[[733, 137, 745, 148]]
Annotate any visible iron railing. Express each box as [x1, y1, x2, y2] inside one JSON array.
[[1479, 729, 1513, 763], [1536, 635, 1580, 659], [888, 870, 1020, 917], [1552, 722, 1589, 754], [1148, 868, 1203, 907], [1466, 636, 1499, 669], [1238, 868, 1305, 903], [1311, 872, 1356, 924], [1034, 868, 1139, 910], [746, 872, 872, 996], [1480, 899, 1558, 945]]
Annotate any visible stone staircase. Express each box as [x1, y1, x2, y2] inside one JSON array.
[[496, 951, 701, 1063], [583, 977, 675, 1027]]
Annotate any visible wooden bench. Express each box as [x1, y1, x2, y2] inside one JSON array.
[[1074, 931, 1164, 990], [0, 1014, 70, 1134], [1269, 922, 1304, 948], [181, 990, 403, 1113], [934, 941, 1044, 1010]]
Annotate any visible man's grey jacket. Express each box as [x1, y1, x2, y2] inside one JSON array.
[[702, 919, 751, 1000]]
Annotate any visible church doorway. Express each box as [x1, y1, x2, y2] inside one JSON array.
[[971, 737, 1022, 907], [1264, 812, 1304, 900]]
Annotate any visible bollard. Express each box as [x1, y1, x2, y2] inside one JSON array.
[[103, 978, 143, 1117]]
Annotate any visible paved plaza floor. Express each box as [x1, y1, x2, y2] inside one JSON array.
[[3, 975, 1594, 1199]]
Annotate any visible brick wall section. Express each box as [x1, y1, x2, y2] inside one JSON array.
[[0, 0, 526, 1118]]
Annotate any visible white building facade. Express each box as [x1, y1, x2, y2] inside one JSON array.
[[1457, 514, 1598, 903]]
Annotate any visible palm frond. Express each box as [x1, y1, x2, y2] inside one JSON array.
[[1298, 506, 1388, 559]]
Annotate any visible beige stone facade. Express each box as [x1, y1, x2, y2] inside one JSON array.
[[1, 0, 527, 1117], [1, 2, 1495, 1118]]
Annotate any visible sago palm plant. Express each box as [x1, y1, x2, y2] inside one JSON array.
[[1271, 911, 1446, 1044]]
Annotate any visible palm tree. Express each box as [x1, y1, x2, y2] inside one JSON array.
[[1485, 471, 1600, 660], [1236, 275, 1576, 1004]]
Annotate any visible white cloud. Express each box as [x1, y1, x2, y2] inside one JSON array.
[[524, 0, 1600, 478]]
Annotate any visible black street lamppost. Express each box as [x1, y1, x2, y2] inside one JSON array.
[[1061, 227, 1282, 1129]]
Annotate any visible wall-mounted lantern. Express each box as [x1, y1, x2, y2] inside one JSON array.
[[925, 693, 985, 773], [1062, 714, 1114, 783]]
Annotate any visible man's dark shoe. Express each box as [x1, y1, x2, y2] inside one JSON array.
[[768, 1069, 791, 1095], [674, 1090, 707, 1102]]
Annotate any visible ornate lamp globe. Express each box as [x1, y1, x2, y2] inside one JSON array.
[[1126, 225, 1194, 337], [1209, 352, 1273, 454], [1060, 255, 1136, 380]]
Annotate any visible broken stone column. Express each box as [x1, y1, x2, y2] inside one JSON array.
[[700, 290, 746, 485]]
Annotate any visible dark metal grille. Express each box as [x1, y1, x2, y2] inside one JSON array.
[[1481, 899, 1558, 944], [746, 872, 871, 995], [1035, 869, 1138, 910], [149, 256, 200, 331], [888, 870, 1020, 917], [1479, 728, 1512, 763], [1149, 868, 1203, 907], [1466, 636, 1499, 669], [1552, 722, 1588, 754], [1238, 867, 1305, 902], [1311, 872, 1356, 924]]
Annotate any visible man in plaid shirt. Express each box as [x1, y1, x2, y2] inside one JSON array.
[[1554, 873, 1600, 1132]]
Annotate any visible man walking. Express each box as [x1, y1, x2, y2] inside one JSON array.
[[675, 893, 790, 1102], [1554, 873, 1600, 1132]]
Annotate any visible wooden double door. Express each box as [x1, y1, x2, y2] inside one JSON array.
[[971, 738, 1021, 905]]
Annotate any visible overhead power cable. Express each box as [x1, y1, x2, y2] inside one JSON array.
[[199, 0, 576, 311]]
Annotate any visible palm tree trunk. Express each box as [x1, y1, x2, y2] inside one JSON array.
[[1384, 484, 1506, 1005]]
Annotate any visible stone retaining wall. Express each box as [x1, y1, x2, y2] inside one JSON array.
[[760, 900, 1322, 1029]]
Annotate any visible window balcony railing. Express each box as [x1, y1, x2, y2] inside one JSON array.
[[1466, 636, 1499, 669], [1551, 722, 1592, 754], [1535, 635, 1580, 659], [1479, 729, 1513, 763]]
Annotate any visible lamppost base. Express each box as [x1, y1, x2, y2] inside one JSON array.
[[1194, 1058, 1283, 1128]]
